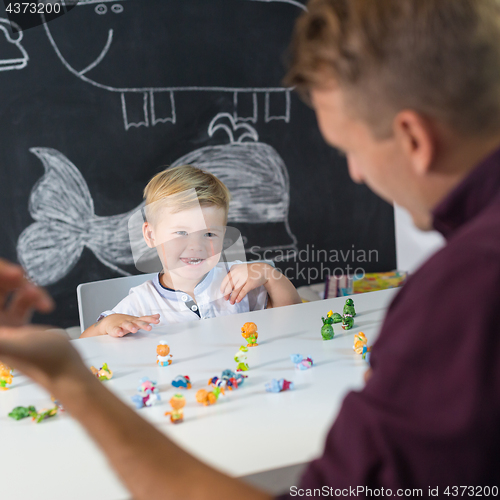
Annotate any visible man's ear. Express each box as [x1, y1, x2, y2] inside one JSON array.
[[394, 110, 436, 176], [143, 222, 156, 249]]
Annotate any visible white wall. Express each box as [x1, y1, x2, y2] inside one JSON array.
[[394, 204, 445, 273]]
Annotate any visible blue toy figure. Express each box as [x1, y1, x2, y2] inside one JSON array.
[[290, 354, 314, 370], [265, 378, 294, 393]]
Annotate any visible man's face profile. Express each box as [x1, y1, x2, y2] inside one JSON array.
[[310, 84, 434, 231]]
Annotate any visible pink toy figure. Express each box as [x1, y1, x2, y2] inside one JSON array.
[[157, 340, 173, 366]]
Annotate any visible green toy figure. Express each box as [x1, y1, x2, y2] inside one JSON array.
[[321, 311, 335, 340], [342, 314, 354, 330], [343, 298, 356, 317], [8, 406, 36, 421], [331, 312, 343, 323], [235, 346, 249, 372]]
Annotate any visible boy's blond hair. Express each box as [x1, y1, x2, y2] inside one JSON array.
[[143, 165, 231, 223]]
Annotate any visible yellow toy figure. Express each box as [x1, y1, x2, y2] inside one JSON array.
[[157, 340, 173, 366], [241, 322, 258, 347], [90, 363, 113, 381], [165, 394, 186, 423], [0, 362, 13, 390]]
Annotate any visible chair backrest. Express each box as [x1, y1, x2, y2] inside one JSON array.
[[77, 273, 157, 333]]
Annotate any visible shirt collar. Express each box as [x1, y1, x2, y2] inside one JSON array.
[[432, 145, 500, 239]]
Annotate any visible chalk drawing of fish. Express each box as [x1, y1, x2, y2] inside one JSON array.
[[17, 148, 139, 286], [17, 117, 297, 286]]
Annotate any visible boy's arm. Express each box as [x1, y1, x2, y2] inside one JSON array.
[[222, 263, 301, 308], [258, 264, 301, 308], [0, 327, 271, 500], [80, 313, 160, 338]]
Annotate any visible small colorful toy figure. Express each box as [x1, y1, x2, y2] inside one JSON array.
[[0, 361, 13, 390], [165, 394, 186, 424], [31, 406, 58, 424], [331, 312, 343, 324], [241, 322, 258, 347], [195, 387, 223, 406], [290, 354, 314, 370], [353, 332, 368, 354], [343, 298, 356, 317], [321, 311, 335, 340], [90, 363, 113, 381], [131, 377, 161, 409], [209, 370, 247, 391], [342, 314, 354, 330], [157, 340, 173, 366], [265, 378, 294, 393], [172, 375, 191, 389], [51, 396, 65, 411], [234, 346, 249, 372], [8, 406, 36, 420]]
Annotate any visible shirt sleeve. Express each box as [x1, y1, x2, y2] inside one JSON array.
[[246, 285, 268, 311]]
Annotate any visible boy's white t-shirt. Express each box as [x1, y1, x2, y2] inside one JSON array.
[[98, 262, 268, 326]]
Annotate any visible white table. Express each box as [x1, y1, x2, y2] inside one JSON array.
[[0, 289, 397, 500]]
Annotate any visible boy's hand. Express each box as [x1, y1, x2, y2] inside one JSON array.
[[220, 263, 270, 305], [99, 313, 160, 338], [0, 259, 54, 326]]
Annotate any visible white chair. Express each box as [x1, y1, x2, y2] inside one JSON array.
[[77, 273, 156, 333]]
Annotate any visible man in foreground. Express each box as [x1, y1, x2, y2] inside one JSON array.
[[2, 0, 500, 498]]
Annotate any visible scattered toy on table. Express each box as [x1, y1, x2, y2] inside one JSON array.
[[321, 311, 335, 340], [265, 378, 294, 393], [209, 370, 247, 391], [353, 332, 371, 364], [234, 346, 249, 372], [353, 332, 368, 354], [131, 377, 161, 409], [241, 322, 258, 347], [8, 405, 36, 420], [290, 354, 314, 370], [172, 375, 192, 389], [195, 387, 224, 406], [157, 340, 173, 366], [90, 363, 113, 381], [343, 298, 356, 317], [31, 406, 58, 423], [0, 362, 13, 390], [342, 314, 354, 330], [165, 394, 186, 424], [331, 312, 343, 323], [51, 396, 65, 411]]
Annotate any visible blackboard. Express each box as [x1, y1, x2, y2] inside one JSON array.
[[0, 0, 396, 328]]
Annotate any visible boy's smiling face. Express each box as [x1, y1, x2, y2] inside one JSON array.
[[143, 204, 226, 288]]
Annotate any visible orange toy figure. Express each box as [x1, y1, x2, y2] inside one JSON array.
[[165, 394, 186, 424], [0, 362, 13, 390], [157, 340, 173, 367], [241, 322, 258, 347], [195, 387, 223, 406], [353, 332, 368, 354]]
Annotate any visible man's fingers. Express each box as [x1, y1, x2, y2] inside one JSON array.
[[5, 286, 51, 325]]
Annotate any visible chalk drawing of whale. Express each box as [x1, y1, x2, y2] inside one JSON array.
[[43, 0, 306, 130], [0, 19, 29, 71], [17, 115, 297, 285]]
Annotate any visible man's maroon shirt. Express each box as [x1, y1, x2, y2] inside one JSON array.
[[279, 147, 500, 497]]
